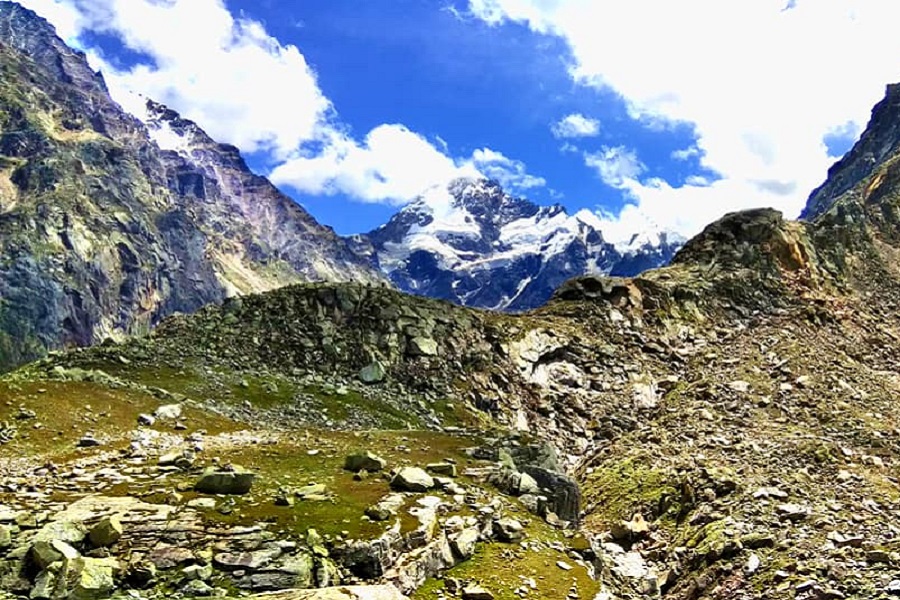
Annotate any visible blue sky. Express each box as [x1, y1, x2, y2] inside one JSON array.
[[230, 0, 712, 233], [17, 0, 900, 241]]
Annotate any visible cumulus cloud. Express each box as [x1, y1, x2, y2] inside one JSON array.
[[467, 0, 900, 240], [18, 0, 544, 209], [552, 113, 600, 138], [269, 126, 479, 204], [469, 148, 546, 192], [39, 0, 332, 159], [584, 146, 644, 188], [270, 131, 546, 204]]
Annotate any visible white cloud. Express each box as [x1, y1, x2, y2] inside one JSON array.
[[584, 146, 644, 188], [270, 132, 545, 204], [469, 148, 546, 192], [269, 125, 479, 204], [63, 0, 330, 159], [671, 146, 701, 161], [18, 0, 542, 209], [552, 113, 600, 138], [467, 0, 900, 240]]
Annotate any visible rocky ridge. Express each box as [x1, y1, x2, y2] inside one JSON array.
[[0, 2, 381, 371]]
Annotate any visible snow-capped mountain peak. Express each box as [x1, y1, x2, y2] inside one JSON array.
[[364, 178, 684, 311]]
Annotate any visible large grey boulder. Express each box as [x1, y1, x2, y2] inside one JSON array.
[[521, 466, 581, 525], [195, 466, 256, 495], [68, 557, 119, 600], [408, 337, 438, 357], [390, 468, 434, 493], [450, 528, 479, 560], [344, 452, 387, 473], [359, 361, 387, 384]]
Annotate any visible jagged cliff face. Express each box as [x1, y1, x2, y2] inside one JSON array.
[[803, 83, 900, 220], [0, 3, 382, 370], [360, 178, 684, 311]]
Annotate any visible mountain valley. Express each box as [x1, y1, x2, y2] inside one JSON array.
[[3, 2, 900, 600]]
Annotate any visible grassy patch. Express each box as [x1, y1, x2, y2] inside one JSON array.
[[116, 429, 482, 541], [412, 510, 599, 600], [582, 457, 680, 531], [0, 379, 238, 459]]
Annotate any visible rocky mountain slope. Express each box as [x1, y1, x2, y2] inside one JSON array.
[[356, 178, 683, 311], [803, 83, 900, 220], [5, 80, 900, 600], [0, 2, 382, 371]]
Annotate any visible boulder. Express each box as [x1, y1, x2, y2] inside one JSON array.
[[296, 484, 328, 498], [33, 521, 86, 545], [610, 513, 650, 542], [68, 557, 119, 600], [365, 494, 406, 522], [195, 466, 256, 495], [390, 468, 434, 493], [492, 518, 525, 542], [462, 585, 495, 600], [521, 466, 581, 525], [88, 516, 122, 548], [344, 452, 387, 473], [359, 361, 387, 384], [408, 337, 438, 357], [426, 463, 457, 477], [450, 528, 479, 560], [154, 404, 183, 420], [30, 540, 78, 570], [30, 568, 59, 600], [517, 472, 540, 495]]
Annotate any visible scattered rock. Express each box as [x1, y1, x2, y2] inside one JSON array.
[[154, 404, 183, 420], [390, 467, 434, 492], [88, 516, 122, 548], [426, 462, 457, 477], [450, 529, 479, 560], [359, 361, 387, 384], [492, 518, 524, 542], [195, 466, 256, 495], [610, 513, 650, 542], [137, 414, 155, 426], [365, 494, 407, 522], [462, 585, 495, 600], [408, 337, 438, 357], [344, 451, 387, 473], [77, 435, 101, 448]]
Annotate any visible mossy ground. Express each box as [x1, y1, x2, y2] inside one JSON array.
[[413, 502, 599, 600], [0, 378, 238, 459]]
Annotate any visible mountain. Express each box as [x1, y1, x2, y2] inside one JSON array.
[[359, 178, 684, 311], [0, 2, 381, 370], [9, 80, 900, 599], [803, 83, 900, 220]]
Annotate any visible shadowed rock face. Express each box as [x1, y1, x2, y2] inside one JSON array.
[[0, 2, 382, 370]]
